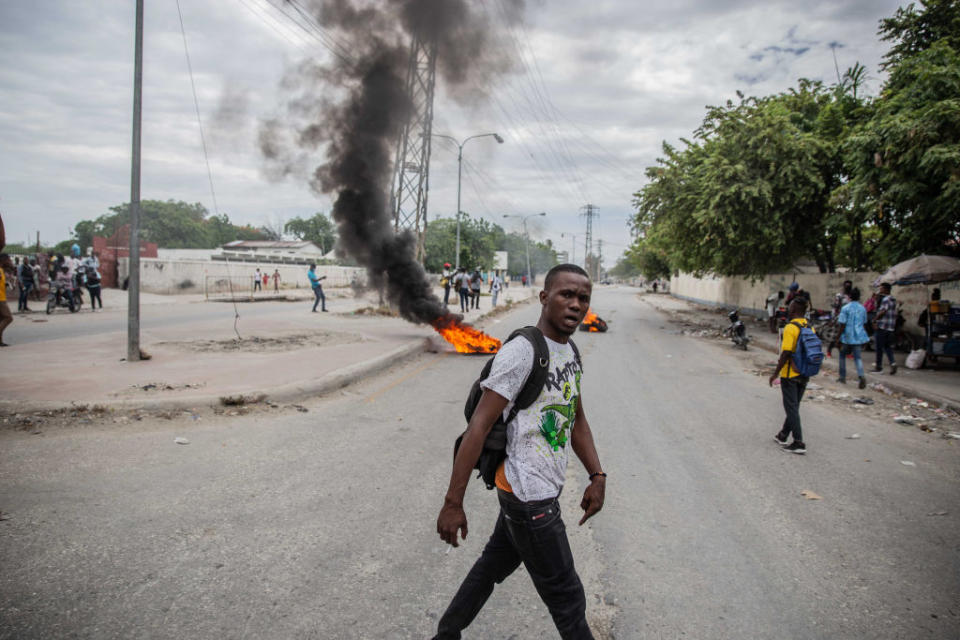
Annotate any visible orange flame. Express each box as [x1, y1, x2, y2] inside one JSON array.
[[580, 308, 607, 333], [432, 315, 501, 354]]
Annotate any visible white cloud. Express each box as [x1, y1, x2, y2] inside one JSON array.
[[0, 0, 905, 267]]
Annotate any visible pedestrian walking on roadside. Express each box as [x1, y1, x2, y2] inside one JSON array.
[[770, 298, 811, 454], [455, 267, 469, 313], [836, 287, 868, 389], [17, 255, 35, 312], [469, 269, 482, 310], [272, 269, 281, 292], [253, 268, 262, 292], [262, 272, 269, 289], [434, 264, 605, 640], [84, 253, 103, 311], [521, 274, 527, 287], [308, 264, 327, 312], [441, 263, 452, 306], [0, 254, 15, 346], [872, 282, 898, 375], [489, 271, 502, 307]]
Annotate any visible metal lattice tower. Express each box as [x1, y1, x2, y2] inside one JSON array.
[[390, 37, 438, 263], [581, 203, 598, 280]]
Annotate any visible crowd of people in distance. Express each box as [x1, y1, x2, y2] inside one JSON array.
[[440, 264, 511, 314]]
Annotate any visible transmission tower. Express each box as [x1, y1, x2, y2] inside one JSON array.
[[581, 204, 598, 280], [390, 37, 437, 264]]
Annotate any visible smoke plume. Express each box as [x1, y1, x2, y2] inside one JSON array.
[[260, 0, 523, 327]]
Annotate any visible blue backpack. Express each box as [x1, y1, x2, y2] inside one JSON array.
[[789, 321, 823, 377]]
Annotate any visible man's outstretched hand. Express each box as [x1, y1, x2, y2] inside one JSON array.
[[437, 502, 468, 547], [579, 478, 605, 525]]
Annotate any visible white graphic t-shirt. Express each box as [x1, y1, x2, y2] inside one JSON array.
[[480, 333, 582, 502]]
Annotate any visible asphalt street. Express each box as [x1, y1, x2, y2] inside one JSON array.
[[1, 287, 957, 639]]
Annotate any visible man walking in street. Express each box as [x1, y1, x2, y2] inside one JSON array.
[[17, 255, 35, 312], [434, 263, 606, 640], [469, 269, 483, 310], [489, 271, 502, 307], [770, 297, 810, 454], [872, 282, 898, 375], [307, 264, 327, 312], [441, 263, 452, 306], [455, 267, 469, 313], [837, 287, 869, 389]]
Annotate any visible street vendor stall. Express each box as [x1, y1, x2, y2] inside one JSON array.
[[875, 255, 960, 366]]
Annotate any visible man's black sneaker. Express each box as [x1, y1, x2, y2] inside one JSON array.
[[890, 363, 897, 375], [872, 366, 883, 372], [774, 431, 789, 445], [858, 377, 867, 389], [837, 377, 846, 384], [786, 441, 806, 454]]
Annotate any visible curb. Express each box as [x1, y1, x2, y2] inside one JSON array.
[[2, 338, 432, 415]]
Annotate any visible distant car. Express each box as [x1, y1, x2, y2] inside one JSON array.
[[600, 279, 612, 285]]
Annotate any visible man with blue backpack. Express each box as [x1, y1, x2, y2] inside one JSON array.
[[770, 297, 823, 454]]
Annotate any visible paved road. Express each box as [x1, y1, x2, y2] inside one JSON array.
[[1, 287, 957, 639]]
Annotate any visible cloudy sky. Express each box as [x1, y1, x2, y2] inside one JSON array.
[[0, 0, 904, 267]]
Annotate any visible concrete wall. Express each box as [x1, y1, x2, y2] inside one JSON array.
[[669, 271, 960, 336], [156, 249, 214, 261], [117, 258, 367, 295]]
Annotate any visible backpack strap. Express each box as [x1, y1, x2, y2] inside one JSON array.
[[568, 337, 582, 371], [505, 326, 550, 424]]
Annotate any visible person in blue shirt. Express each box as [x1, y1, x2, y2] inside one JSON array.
[[836, 287, 869, 389], [307, 264, 327, 312]]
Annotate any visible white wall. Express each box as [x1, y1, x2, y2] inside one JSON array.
[[118, 258, 367, 295], [157, 249, 214, 261], [669, 271, 960, 335]]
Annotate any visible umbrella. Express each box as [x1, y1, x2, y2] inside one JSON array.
[[873, 254, 960, 286]]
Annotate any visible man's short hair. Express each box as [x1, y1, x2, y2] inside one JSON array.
[[879, 282, 892, 291], [843, 280, 852, 287], [789, 297, 808, 314], [544, 263, 589, 290], [850, 287, 861, 301], [308, 263, 316, 269]]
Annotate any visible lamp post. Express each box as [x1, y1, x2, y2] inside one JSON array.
[[561, 232, 578, 267], [432, 132, 504, 270], [504, 212, 546, 286]]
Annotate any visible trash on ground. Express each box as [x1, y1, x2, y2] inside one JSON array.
[[907, 398, 930, 408], [945, 432, 960, 440], [900, 460, 916, 467], [870, 382, 894, 396], [829, 391, 851, 400], [811, 395, 826, 402], [292, 404, 309, 413], [800, 490, 822, 500], [894, 415, 920, 424], [846, 433, 861, 439], [174, 437, 190, 445], [854, 397, 874, 405], [807, 383, 823, 390], [927, 511, 948, 517]]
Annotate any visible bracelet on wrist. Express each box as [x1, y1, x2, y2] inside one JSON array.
[[589, 471, 607, 480]]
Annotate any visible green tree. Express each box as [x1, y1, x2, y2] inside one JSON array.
[[845, 6, 960, 264], [284, 212, 336, 253], [423, 214, 497, 272]]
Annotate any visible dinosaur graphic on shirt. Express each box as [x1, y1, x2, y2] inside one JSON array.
[[539, 370, 581, 450]]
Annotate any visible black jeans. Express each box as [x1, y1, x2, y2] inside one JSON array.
[[87, 285, 102, 309], [459, 289, 469, 312], [874, 328, 896, 368], [780, 376, 808, 443], [436, 490, 593, 640]]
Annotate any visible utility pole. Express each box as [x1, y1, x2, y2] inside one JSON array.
[[127, 0, 143, 362], [597, 239, 603, 281], [581, 204, 598, 280]]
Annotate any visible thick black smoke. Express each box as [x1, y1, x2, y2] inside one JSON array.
[[260, 0, 523, 326]]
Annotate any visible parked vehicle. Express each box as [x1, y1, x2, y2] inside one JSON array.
[[726, 309, 750, 350]]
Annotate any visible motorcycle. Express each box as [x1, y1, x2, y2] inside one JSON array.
[[46, 281, 79, 314], [727, 309, 750, 350]]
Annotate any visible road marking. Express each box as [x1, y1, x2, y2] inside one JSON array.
[[365, 351, 450, 403]]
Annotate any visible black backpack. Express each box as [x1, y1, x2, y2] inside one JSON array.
[[454, 326, 581, 489]]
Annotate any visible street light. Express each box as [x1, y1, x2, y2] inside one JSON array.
[[432, 132, 504, 270], [504, 212, 546, 286], [561, 232, 578, 267]]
